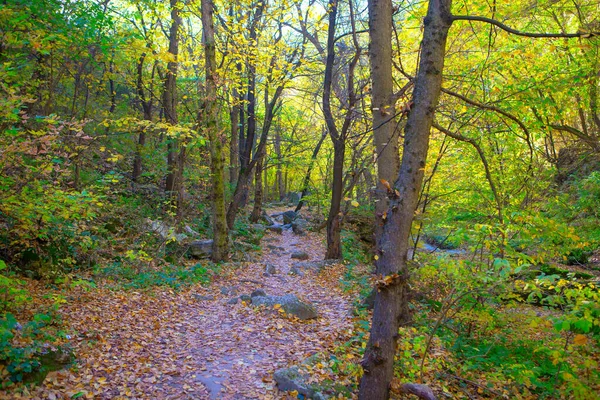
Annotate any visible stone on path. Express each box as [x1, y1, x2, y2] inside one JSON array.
[[291, 218, 308, 235], [273, 366, 326, 400], [291, 251, 309, 260], [251, 293, 317, 320], [189, 240, 213, 259], [282, 210, 297, 225], [194, 294, 215, 301], [266, 225, 283, 234], [291, 260, 336, 273], [264, 264, 277, 275]]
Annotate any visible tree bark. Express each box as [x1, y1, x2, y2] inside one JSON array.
[[296, 127, 327, 213], [164, 0, 181, 194], [201, 0, 229, 261], [359, 0, 453, 398], [368, 0, 400, 238], [250, 148, 265, 222]]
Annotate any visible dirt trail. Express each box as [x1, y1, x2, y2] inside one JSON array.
[[12, 212, 354, 400]]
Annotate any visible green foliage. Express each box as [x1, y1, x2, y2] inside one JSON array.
[[95, 261, 212, 290]]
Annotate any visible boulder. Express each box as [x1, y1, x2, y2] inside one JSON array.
[[273, 366, 326, 400], [239, 294, 252, 303], [291, 218, 308, 235], [266, 225, 284, 234], [289, 266, 305, 277], [189, 240, 213, 258], [285, 192, 302, 206], [291, 260, 336, 273], [194, 294, 215, 301], [282, 210, 298, 225], [291, 251, 310, 261], [260, 212, 275, 226], [24, 345, 74, 385], [251, 289, 267, 298], [251, 294, 317, 320], [227, 297, 239, 305], [220, 286, 238, 296], [265, 264, 277, 275], [250, 224, 267, 232]]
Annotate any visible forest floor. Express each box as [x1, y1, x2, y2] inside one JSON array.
[[4, 208, 357, 400]]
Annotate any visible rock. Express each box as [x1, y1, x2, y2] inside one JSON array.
[[194, 294, 215, 301], [251, 289, 267, 298], [285, 192, 302, 206], [189, 240, 213, 259], [291, 260, 336, 273], [147, 219, 188, 243], [267, 244, 286, 252], [265, 264, 277, 275], [266, 225, 283, 234], [289, 266, 304, 277], [273, 366, 326, 400], [24, 345, 74, 385], [227, 297, 239, 305], [240, 294, 252, 303], [282, 210, 298, 225], [184, 225, 200, 236], [260, 212, 275, 226], [250, 223, 267, 232], [251, 294, 317, 320], [291, 252, 309, 261], [291, 218, 308, 235], [220, 286, 238, 296]]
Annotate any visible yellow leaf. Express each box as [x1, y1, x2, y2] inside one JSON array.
[[374, 255, 379, 260], [574, 334, 588, 346], [351, 200, 359, 207]]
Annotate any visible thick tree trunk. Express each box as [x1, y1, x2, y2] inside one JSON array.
[[358, 0, 453, 399], [163, 0, 181, 194], [326, 139, 345, 259], [368, 0, 400, 238], [201, 0, 229, 261]]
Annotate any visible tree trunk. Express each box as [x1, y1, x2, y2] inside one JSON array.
[[163, 0, 181, 194], [296, 128, 327, 212], [368, 0, 400, 238], [201, 0, 229, 261], [133, 54, 154, 183], [326, 139, 345, 259], [274, 130, 284, 201], [358, 0, 453, 399], [229, 98, 240, 186], [250, 149, 265, 222]]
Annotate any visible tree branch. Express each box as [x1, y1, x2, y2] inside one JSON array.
[[452, 15, 599, 38]]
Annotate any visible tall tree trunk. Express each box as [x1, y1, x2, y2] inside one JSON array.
[[201, 0, 228, 261], [164, 0, 181, 193], [133, 54, 154, 183], [250, 149, 265, 222], [296, 128, 327, 212], [229, 96, 240, 186], [359, 0, 452, 398], [368, 0, 400, 237], [274, 129, 284, 201]]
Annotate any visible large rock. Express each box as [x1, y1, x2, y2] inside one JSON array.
[[189, 240, 213, 258], [266, 224, 284, 234], [292, 260, 337, 274], [291, 251, 309, 261], [285, 192, 302, 206], [251, 294, 317, 320], [274, 366, 326, 400], [282, 210, 298, 225], [24, 345, 74, 385], [260, 211, 275, 226], [291, 218, 308, 235]]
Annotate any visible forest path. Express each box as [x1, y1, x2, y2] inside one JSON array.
[[19, 209, 354, 400]]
